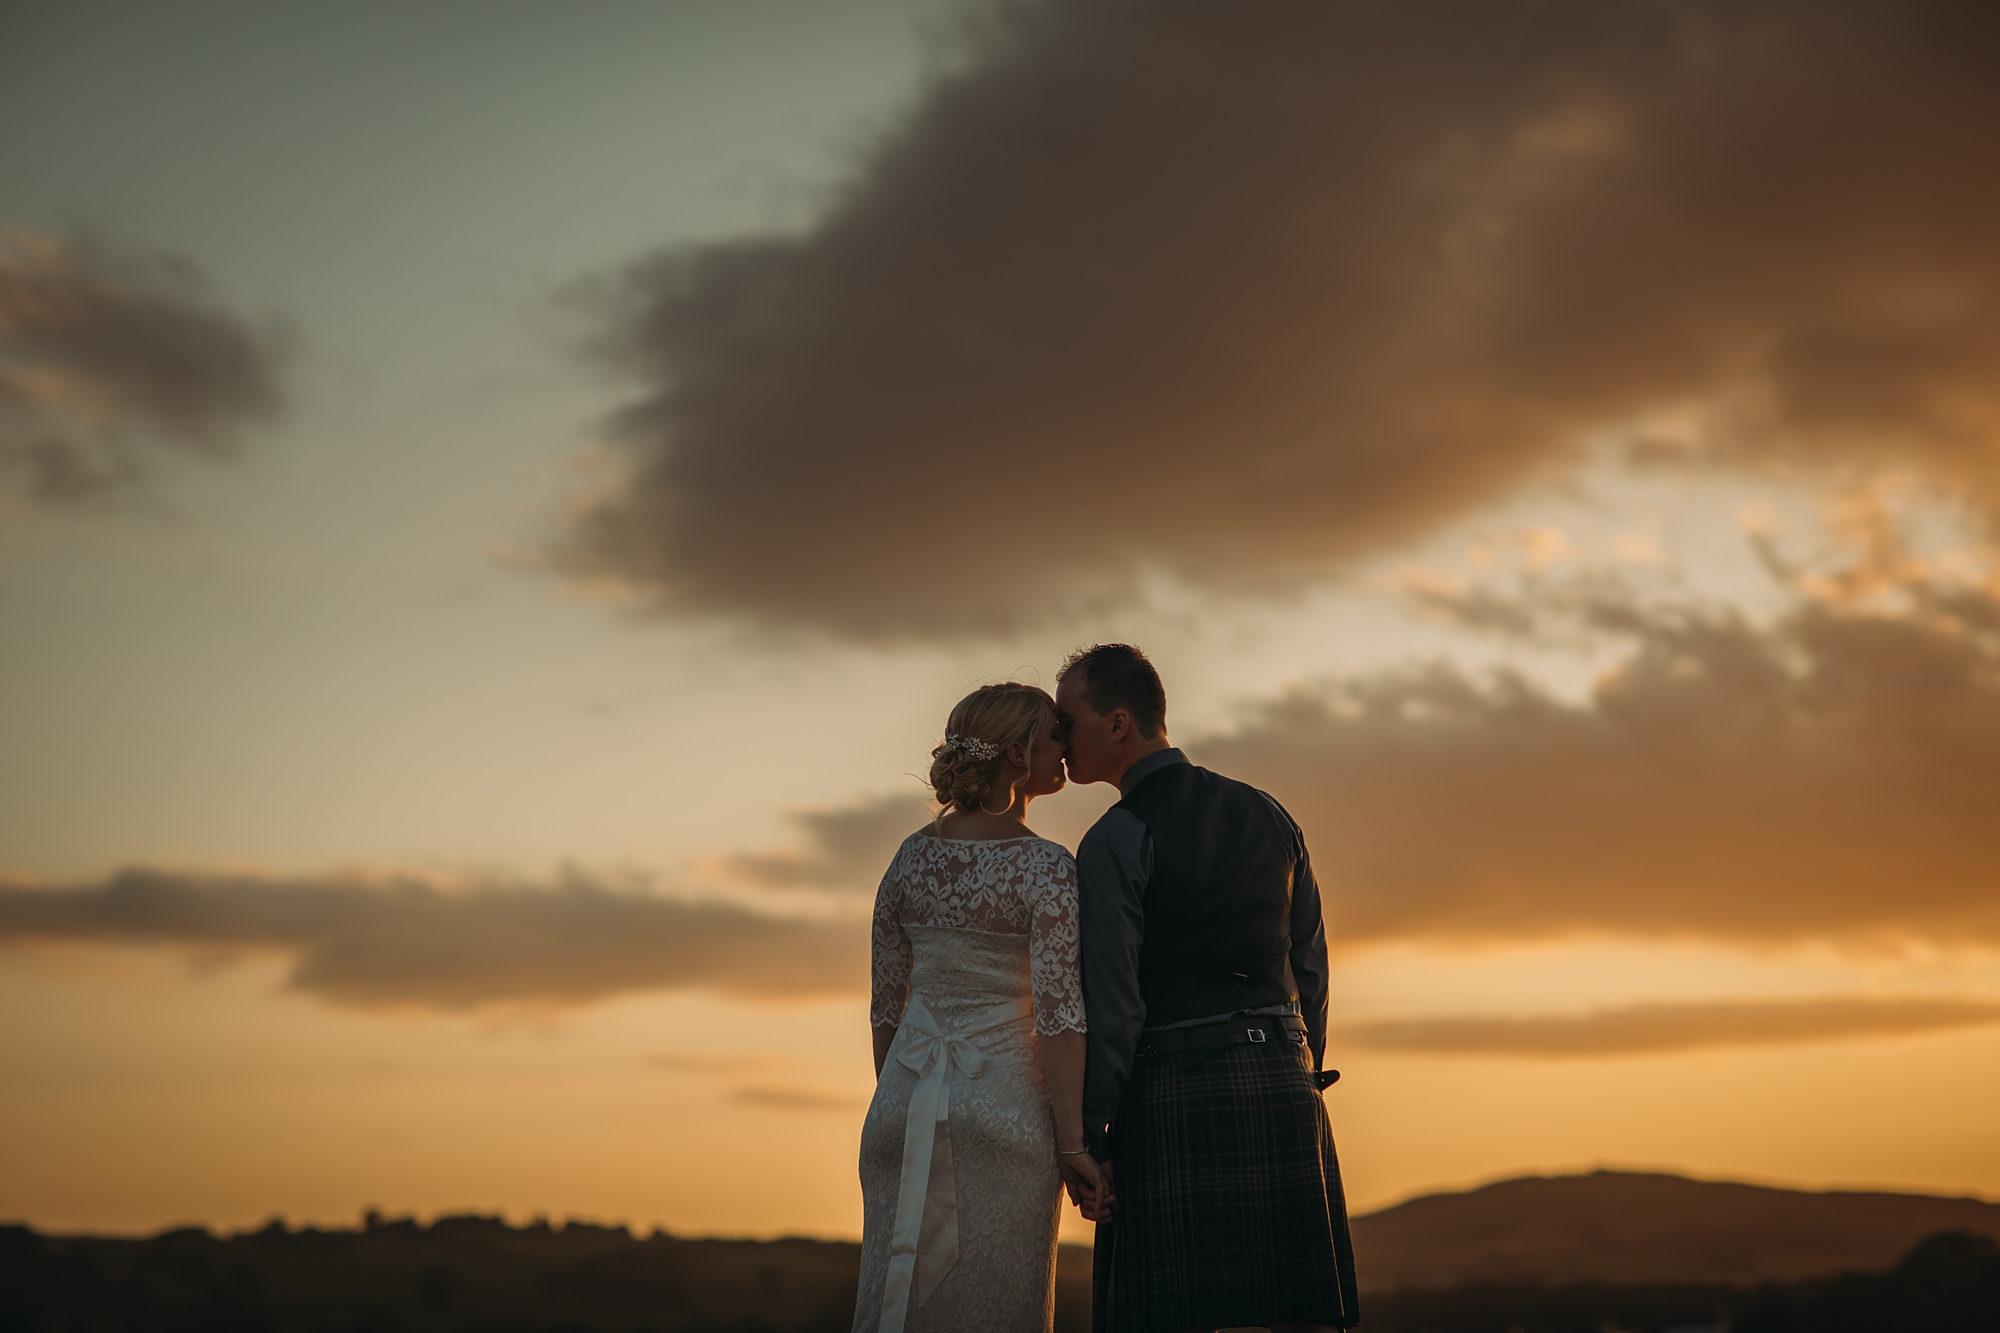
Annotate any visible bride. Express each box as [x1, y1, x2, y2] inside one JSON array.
[[852, 682, 1106, 1333]]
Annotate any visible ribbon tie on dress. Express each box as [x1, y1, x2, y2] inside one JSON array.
[[877, 992, 1034, 1333]]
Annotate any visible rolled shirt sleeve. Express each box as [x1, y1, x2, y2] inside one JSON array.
[[1076, 807, 1151, 1160]]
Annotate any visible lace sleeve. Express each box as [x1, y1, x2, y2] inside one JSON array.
[[869, 848, 913, 1029], [1027, 844, 1086, 1035]]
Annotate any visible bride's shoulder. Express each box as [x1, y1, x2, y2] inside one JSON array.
[[892, 826, 941, 856], [1024, 835, 1078, 867]]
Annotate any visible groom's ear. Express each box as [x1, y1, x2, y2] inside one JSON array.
[[1105, 707, 1132, 743]]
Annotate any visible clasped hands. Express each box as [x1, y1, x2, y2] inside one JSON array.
[[1057, 1152, 1116, 1222]]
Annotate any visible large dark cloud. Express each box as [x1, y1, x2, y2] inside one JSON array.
[[0, 870, 863, 1010], [1205, 572, 2000, 950], [566, 0, 2000, 637], [0, 232, 285, 505], [1340, 996, 2000, 1058]]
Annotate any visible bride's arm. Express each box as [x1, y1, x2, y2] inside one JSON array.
[[869, 855, 912, 1079], [1041, 1031, 1108, 1213], [1037, 1030, 1088, 1149], [873, 1021, 899, 1078], [1027, 852, 1090, 1143], [1029, 851, 1109, 1211]]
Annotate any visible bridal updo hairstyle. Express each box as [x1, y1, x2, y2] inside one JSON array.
[[929, 682, 1056, 816]]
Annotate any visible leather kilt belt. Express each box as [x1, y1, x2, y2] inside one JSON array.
[[1136, 1011, 1309, 1067]]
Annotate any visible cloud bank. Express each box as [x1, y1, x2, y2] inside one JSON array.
[[1207, 571, 2000, 950], [566, 0, 2000, 637], [0, 870, 863, 1010], [0, 232, 285, 505], [708, 548, 2000, 955], [1341, 997, 2000, 1058]]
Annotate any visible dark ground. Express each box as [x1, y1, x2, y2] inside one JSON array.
[[3, 1215, 1997, 1333]]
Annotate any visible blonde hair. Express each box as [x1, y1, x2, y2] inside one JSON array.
[[928, 683, 1055, 818]]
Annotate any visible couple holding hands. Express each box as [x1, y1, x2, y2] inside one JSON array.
[[853, 645, 1359, 1333]]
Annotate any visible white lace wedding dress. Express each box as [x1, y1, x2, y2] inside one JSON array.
[[852, 832, 1086, 1333]]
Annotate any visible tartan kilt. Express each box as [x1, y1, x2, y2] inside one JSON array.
[[1092, 1033, 1359, 1333]]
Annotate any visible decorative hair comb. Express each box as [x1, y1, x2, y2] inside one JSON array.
[[944, 732, 1000, 761]]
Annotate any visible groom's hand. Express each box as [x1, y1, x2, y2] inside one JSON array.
[[1059, 1153, 1113, 1220], [1062, 1156, 1116, 1222]]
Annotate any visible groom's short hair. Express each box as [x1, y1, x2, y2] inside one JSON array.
[[1058, 643, 1166, 739]]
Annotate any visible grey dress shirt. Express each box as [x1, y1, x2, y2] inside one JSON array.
[[1076, 747, 1331, 1159]]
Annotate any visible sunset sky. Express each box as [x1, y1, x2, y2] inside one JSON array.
[[5, 0, 2000, 1244]]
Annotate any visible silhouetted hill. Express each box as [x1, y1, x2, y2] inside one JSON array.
[[1352, 1169, 2000, 1291]]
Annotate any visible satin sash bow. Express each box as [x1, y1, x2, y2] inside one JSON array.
[[877, 992, 1034, 1333]]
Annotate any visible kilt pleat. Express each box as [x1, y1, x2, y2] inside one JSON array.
[[1091, 1036, 1359, 1333]]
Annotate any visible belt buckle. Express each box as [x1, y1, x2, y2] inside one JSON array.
[[1246, 1027, 1267, 1043]]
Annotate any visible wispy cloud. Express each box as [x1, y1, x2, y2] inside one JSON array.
[[646, 1050, 769, 1073], [726, 795, 931, 894], [1342, 996, 2000, 1058], [0, 231, 286, 505], [0, 870, 864, 1011], [731, 1084, 864, 1111], [563, 0, 2000, 637], [648, 1050, 864, 1109]]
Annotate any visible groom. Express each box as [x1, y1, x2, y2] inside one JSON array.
[[1056, 644, 1359, 1333]]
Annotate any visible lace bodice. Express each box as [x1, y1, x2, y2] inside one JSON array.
[[870, 832, 1086, 1036]]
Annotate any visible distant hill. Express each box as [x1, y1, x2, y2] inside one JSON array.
[[1352, 1170, 2000, 1291]]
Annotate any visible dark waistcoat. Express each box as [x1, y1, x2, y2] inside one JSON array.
[[1115, 762, 1297, 1026]]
